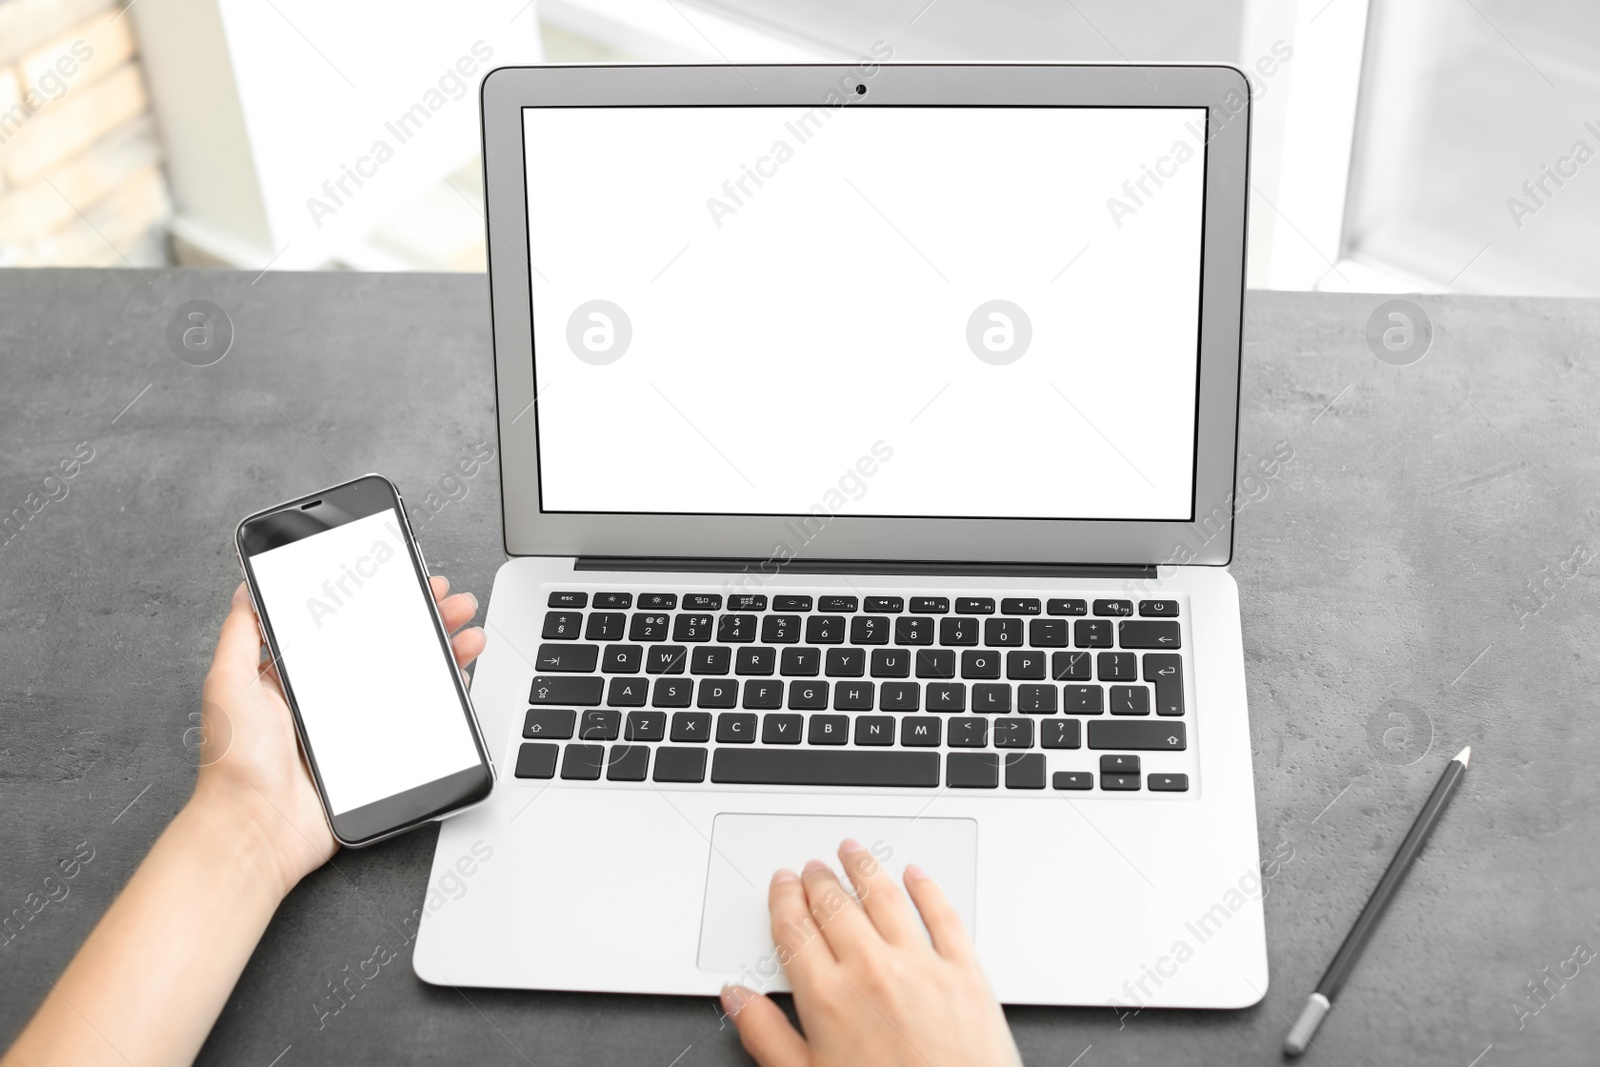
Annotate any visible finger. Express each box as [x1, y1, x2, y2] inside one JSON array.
[[838, 839, 922, 947], [903, 865, 978, 964], [430, 574, 450, 601], [450, 626, 486, 668], [801, 858, 878, 960], [438, 591, 479, 633], [212, 583, 264, 677], [769, 867, 833, 995], [723, 986, 809, 1067]]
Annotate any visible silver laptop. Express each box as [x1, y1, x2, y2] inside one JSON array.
[[414, 61, 1267, 1010]]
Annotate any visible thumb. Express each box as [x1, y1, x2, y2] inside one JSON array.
[[212, 582, 264, 676], [723, 986, 809, 1067]]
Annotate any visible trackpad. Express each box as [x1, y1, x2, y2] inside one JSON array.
[[696, 813, 978, 976]]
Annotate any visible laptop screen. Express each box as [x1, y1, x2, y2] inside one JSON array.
[[522, 104, 1207, 522]]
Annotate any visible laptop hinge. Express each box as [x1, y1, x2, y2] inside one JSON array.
[[574, 557, 1157, 580]]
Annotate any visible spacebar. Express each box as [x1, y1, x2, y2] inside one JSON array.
[[711, 749, 940, 788]]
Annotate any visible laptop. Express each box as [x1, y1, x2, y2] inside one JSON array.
[[414, 61, 1267, 1010]]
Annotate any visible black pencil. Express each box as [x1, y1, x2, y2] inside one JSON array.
[[1283, 746, 1471, 1057]]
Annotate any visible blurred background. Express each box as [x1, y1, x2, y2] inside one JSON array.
[[0, 0, 1594, 294]]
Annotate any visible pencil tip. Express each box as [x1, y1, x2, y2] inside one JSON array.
[[1455, 746, 1471, 767]]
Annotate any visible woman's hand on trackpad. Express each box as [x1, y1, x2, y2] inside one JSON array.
[[723, 838, 1022, 1067]]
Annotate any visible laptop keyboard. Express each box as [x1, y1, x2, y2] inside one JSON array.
[[512, 589, 1193, 795]]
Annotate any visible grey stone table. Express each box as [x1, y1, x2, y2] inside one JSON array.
[[2, 269, 1596, 1066]]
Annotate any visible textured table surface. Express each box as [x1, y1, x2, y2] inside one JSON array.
[[2, 269, 1596, 1066]]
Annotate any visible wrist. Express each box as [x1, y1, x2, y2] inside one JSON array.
[[178, 785, 303, 905]]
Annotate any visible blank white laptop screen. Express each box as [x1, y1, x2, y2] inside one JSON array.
[[522, 104, 1207, 521]]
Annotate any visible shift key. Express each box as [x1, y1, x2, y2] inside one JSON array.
[[1087, 721, 1186, 750], [529, 675, 604, 705]]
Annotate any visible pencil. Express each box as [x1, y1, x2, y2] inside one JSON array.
[[1283, 746, 1471, 1057]]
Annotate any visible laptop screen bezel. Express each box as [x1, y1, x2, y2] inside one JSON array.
[[482, 63, 1247, 567]]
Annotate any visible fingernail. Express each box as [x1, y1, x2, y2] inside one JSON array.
[[802, 859, 829, 875], [905, 864, 928, 882], [720, 984, 751, 1016], [839, 838, 865, 855], [772, 867, 799, 884], [232, 583, 249, 607], [465, 592, 479, 614]]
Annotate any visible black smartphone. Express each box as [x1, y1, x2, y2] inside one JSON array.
[[236, 474, 494, 847]]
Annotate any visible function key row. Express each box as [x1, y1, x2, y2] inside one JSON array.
[[548, 592, 1181, 617]]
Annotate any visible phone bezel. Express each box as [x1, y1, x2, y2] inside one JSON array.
[[235, 474, 495, 848]]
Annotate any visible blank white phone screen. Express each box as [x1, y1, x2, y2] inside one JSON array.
[[523, 104, 1207, 520], [247, 510, 481, 816]]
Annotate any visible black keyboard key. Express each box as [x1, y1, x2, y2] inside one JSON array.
[[1140, 600, 1180, 617], [579, 709, 621, 741], [870, 648, 911, 678], [1088, 720, 1186, 750], [542, 611, 584, 639], [1064, 684, 1103, 715], [1052, 770, 1092, 790], [972, 683, 1011, 713], [940, 617, 980, 646], [761, 614, 802, 643], [993, 717, 1033, 748], [530, 675, 603, 705], [629, 613, 671, 641], [805, 615, 846, 643], [762, 713, 804, 744], [607, 677, 648, 707], [946, 752, 998, 787], [717, 713, 757, 743], [1005, 752, 1046, 789], [985, 618, 1023, 647], [855, 715, 896, 746], [1111, 686, 1151, 716], [639, 593, 678, 610], [833, 681, 874, 711], [514, 742, 558, 779], [1042, 719, 1081, 748], [697, 678, 739, 709], [584, 613, 626, 641], [1098, 652, 1138, 681], [673, 614, 715, 642], [593, 592, 632, 609], [1119, 621, 1181, 649], [684, 594, 723, 610], [692, 646, 733, 675], [819, 596, 858, 612], [1102, 773, 1140, 791], [826, 648, 866, 677], [850, 616, 891, 645], [606, 745, 649, 781], [808, 714, 849, 744], [788, 680, 829, 710], [895, 616, 936, 645], [1007, 650, 1047, 680], [948, 716, 987, 747], [901, 715, 941, 746], [1075, 619, 1112, 648], [955, 597, 994, 615], [1001, 598, 1041, 616], [916, 649, 956, 679], [1052, 651, 1093, 681], [910, 596, 949, 614], [961, 650, 1002, 679], [646, 645, 688, 675], [1094, 599, 1133, 616], [729, 594, 768, 611], [561, 744, 605, 780], [1018, 684, 1057, 713], [670, 711, 712, 742], [781, 648, 821, 676], [549, 591, 587, 608], [1149, 773, 1190, 792], [718, 614, 757, 643], [536, 642, 599, 673], [864, 596, 904, 613], [1100, 754, 1141, 774], [653, 746, 707, 782], [881, 681, 921, 711], [1029, 619, 1068, 647], [926, 682, 967, 712], [736, 647, 776, 676], [742, 680, 784, 709], [712, 748, 939, 787], [773, 595, 812, 611], [1144, 653, 1185, 716], [603, 644, 643, 674], [1047, 598, 1087, 616], [523, 708, 575, 740], [652, 678, 693, 707], [625, 710, 666, 741]]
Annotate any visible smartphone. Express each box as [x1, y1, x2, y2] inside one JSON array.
[[236, 474, 494, 847]]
